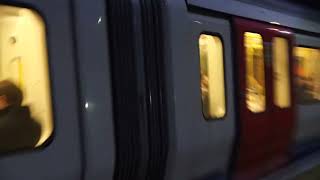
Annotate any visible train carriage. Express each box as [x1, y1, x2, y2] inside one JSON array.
[[0, 0, 318, 180]]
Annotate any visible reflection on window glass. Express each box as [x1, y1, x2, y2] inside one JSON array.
[[199, 34, 226, 119], [0, 5, 53, 153], [273, 37, 291, 108], [245, 32, 265, 113], [295, 47, 320, 104]]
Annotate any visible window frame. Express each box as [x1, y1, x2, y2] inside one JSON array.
[[294, 45, 320, 105], [0, 4, 55, 155], [243, 31, 267, 113], [198, 32, 228, 120], [272, 36, 292, 108]]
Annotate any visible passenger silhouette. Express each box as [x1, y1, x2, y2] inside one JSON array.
[[0, 80, 41, 154]]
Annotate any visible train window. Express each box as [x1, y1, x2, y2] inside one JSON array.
[[0, 5, 53, 153], [273, 37, 291, 108], [244, 32, 266, 113], [295, 47, 320, 104], [199, 34, 226, 119]]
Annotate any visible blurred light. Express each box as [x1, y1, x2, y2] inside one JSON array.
[[280, 30, 291, 34], [267, 28, 280, 31], [85, 102, 89, 109], [97, 17, 102, 24], [149, 94, 152, 104], [270, 21, 280, 25], [194, 20, 202, 24], [267, 28, 291, 35]]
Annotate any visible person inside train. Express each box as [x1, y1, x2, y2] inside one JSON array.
[[0, 80, 41, 153]]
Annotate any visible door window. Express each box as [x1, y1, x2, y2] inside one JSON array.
[[272, 37, 291, 108], [295, 47, 320, 103], [244, 32, 266, 113]]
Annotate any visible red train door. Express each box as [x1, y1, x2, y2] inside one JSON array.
[[233, 18, 296, 179]]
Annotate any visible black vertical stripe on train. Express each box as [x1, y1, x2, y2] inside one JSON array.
[[106, 0, 169, 179], [140, 0, 169, 179], [107, 0, 143, 180], [106, 0, 149, 179]]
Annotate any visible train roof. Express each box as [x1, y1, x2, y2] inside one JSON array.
[[187, 0, 320, 34]]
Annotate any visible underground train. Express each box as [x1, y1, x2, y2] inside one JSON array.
[[0, 0, 318, 180]]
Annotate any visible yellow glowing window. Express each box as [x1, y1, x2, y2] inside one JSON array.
[[273, 37, 291, 108], [199, 34, 226, 119], [0, 5, 53, 153], [244, 32, 266, 113], [295, 47, 320, 103]]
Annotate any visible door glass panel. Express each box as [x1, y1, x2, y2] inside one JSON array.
[[0, 5, 53, 153], [244, 32, 266, 113], [295, 47, 320, 103], [199, 34, 226, 119], [273, 37, 291, 108]]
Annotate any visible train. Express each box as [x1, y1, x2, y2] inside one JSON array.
[[0, 0, 318, 180]]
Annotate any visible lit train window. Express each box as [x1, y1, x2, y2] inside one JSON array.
[[0, 5, 53, 153], [295, 47, 320, 104], [273, 37, 291, 108], [199, 34, 226, 119], [244, 32, 266, 113]]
